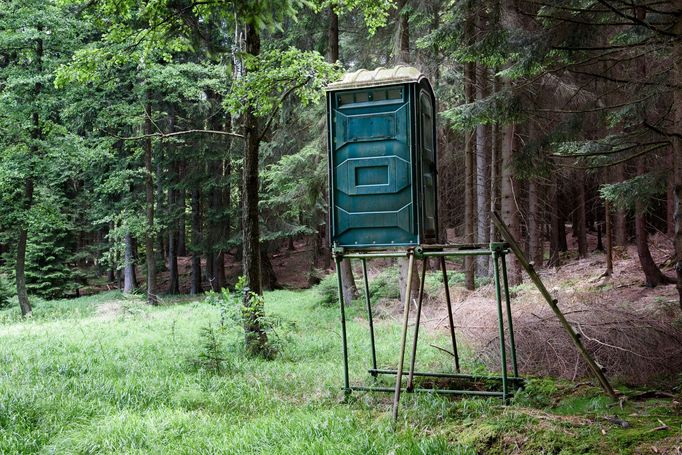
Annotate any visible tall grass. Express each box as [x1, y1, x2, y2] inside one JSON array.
[[0, 289, 469, 454], [1, 288, 678, 454]]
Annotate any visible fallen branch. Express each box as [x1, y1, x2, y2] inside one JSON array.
[[646, 419, 669, 433], [429, 344, 455, 357], [629, 390, 677, 400]]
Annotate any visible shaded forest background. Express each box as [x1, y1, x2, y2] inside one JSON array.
[[1, 0, 681, 316]]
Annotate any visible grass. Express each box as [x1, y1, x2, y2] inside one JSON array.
[[1, 289, 680, 454]]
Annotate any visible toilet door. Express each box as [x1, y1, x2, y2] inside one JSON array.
[[329, 85, 417, 248]]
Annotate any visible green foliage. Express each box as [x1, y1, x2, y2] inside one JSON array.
[[366, 266, 401, 302], [423, 269, 453, 295], [226, 47, 341, 118], [317, 266, 402, 308], [1, 208, 79, 300], [600, 173, 668, 214], [513, 378, 559, 408], [24, 230, 75, 299], [204, 279, 287, 359], [262, 135, 328, 242], [195, 323, 231, 374], [316, 0, 396, 35], [0, 275, 14, 309], [316, 274, 339, 307], [204, 287, 241, 329], [441, 88, 523, 131]]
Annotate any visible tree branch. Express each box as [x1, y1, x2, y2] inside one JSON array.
[[595, 0, 678, 37], [643, 120, 682, 139], [552, 143, 668, 169], [566, 68, 677, 88], [533, 93, 657, 114], [551, 141, 669, 158], [117, 129, 243, 141], [256, 76, 311, 143]]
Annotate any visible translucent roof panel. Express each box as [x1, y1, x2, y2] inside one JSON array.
[[326, 65, 426, 91]]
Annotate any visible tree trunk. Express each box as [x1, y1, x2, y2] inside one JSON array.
[[123, 231, 136, 293], [666, 149, 675, 237], [321, 10, 337, 272], [549, 183, 561, 267], [222, 134, 232, 284], [576, 179, 588, 258], [205, 249, 214, 286], [206, 106, 230, 292], [260, 244, 279, 291], [339, 259, 358, 305], [464, 59, 476, 290], [394, 0, 418, 296], [156, 151, 166, 270], [635, 158, 675, 287], [605, 200, 613, 276], [476, 64, 490, 276], [144, 91, 157, 305], [212, 253, 225, 291], [16, 29, 44, 316], [527, 179, 543, 266], [399, 256, 420, 304], [396, 0, 410, 64], [310, 231, 322, 286], [489, 73, 500, 271], [16, 180, 33, 316], [168, 159, 179, 294], [328, 8, 339, 63], [614, 164, 628, 246], [241, 24, 268, 356], [108, 222, 116, 283], [178, 187, 187, 256], [635, 212, 674, 287], [190, 186, 202, 295], [674, 39, 682, 308], [500, 116, 521, 284]]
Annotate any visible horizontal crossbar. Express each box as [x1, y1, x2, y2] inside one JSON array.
[[340, 250, 509, 259], [350, 386, 509, 397], [368, 368, 524, 383]]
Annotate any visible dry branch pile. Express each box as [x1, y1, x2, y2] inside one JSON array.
[[458, 291, 682, 386]]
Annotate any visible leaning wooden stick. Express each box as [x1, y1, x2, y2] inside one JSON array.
[[492, 211, 617, 399]]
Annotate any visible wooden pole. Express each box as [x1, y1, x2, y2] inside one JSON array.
[[393, 250, 415, 421], [492, 211, 617, 399]]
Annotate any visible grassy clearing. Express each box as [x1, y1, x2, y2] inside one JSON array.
[[0, 290, 680, 454]]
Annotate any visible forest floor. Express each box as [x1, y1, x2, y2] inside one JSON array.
[[1, 278, 681, 453]]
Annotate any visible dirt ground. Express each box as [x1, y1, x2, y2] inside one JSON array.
[[107, 226, 681, 314]]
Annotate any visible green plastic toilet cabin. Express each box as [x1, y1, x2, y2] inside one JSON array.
[[326, 66, 438, 249]]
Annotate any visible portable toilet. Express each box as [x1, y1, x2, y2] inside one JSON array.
[[326, 66, 438, 249]]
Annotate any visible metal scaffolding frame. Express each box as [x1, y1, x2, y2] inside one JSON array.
[[333, 242, 522, 421], [331, 212, 618, 421]]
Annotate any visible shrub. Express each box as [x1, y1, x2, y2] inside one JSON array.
[[195, 323, 230, 374], [316, 266, 403, 307], [203, 278, 285, 359], [24, 230, 74, 299], [0, 275, 14, 309], [316, 274, 339, 307], [366, 266, 401, 302]]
